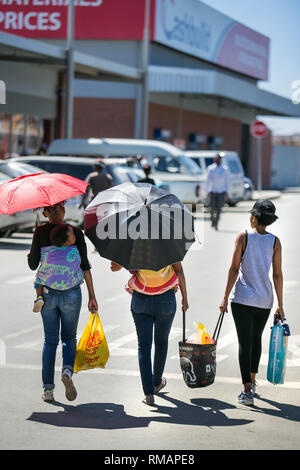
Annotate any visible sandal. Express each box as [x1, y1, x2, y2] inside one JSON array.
[[154, 377, 167, 394]]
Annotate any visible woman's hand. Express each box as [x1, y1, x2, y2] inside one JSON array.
[[219, 297, 228, 313], [182, 297, 189, 313], [111, 261, 122, 271], [274, 306, 285, 322], [88, 297, 98, 314]]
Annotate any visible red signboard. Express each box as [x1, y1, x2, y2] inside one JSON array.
[[250, 120, 269, 138], [0, 0, 155, 40]]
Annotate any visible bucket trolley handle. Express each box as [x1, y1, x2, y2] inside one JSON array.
[[212, 311, 225, 342], [182, 309, 225, 344]]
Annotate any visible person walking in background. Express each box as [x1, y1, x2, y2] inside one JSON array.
[[79, 160, 112, 209], [137, 164, 156, 185], [111, 261, 188, 406], [219, 200, 284, 406], [28, 202, 98, 403], [206, 152, 230, 230]]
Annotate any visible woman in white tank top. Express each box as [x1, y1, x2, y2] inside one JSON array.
[[219, 200, 284, 406]]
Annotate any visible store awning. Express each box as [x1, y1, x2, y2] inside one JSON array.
[[0, 31, 142, 118], [148, 65, 300, 119]]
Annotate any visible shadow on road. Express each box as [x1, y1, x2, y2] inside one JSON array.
[[250, 396, 300, 422], [27, 393, 253, 430]]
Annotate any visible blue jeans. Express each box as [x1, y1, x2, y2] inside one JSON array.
[[131, 289, 177, 396], [40, 285, 82, 390]]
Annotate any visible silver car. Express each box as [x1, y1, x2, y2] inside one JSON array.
[[0, 159, 84, 228]]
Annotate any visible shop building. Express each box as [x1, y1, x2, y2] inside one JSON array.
[[1, 0, 299, 188]]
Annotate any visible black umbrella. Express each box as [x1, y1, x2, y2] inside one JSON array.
[[84, 182, 195, 271]]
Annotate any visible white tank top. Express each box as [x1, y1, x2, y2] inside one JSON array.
[[231, 231, 275, 309]]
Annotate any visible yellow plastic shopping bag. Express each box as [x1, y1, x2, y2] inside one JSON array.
[[187, 322, 215, 345], [74, 312, 110, 372]]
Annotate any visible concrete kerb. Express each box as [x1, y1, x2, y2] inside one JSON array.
[[252, 190, 281, 200]]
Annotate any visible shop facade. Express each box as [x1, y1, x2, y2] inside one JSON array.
[[1, 0, 299, 187]]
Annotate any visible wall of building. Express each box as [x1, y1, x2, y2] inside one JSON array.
[[250, 132, 272, 189], [271, 145, 300, 188], [148, 102, 242, 151], [73, 97, 136, 139]]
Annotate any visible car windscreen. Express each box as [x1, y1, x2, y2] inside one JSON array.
[[152, 155, 202, 175], [225, 160, 242, 174], [0, 171, 10, 183], [204, 157, 215, 167]]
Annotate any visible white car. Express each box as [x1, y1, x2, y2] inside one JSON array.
[[0, 171, 36, 237], [1, 159, 84, 227], [46, 138, 206, 205], [140, 154, 206, 205], [185, 150, 245, 206]]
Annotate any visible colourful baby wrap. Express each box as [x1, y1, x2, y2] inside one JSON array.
[[35, 245, 84, 290], [126, 265, 179, 295]]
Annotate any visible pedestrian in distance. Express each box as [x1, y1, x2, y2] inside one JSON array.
[[219, 199, 284, 406], [28, 202, 98, 403], [137, 164, 156, 185], [110, 261, 189, 406], [205, 152, 230, 230], [79, 159, 112, 209]]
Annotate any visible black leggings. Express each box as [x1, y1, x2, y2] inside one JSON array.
[[231, 302, 271, 385]]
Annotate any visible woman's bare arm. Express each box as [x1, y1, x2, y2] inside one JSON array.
[[172, 262, 189, 312], [220, 232, 245, 313], [272, 237, 284, 321]]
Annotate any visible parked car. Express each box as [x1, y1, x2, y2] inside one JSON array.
[[0, 171, 35, 237], [185, 150, 245, 206], [0, 159, 83, 227], [46, 138, 206, 204], [11, 155, 170, 191], [243, 177, 254, 200]]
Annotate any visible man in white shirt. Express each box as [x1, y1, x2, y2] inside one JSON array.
[[205, 152, 230, 230]]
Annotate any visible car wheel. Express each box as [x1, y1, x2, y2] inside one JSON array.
[[0, 228, 12, 238], [227, 200, 237, 207]]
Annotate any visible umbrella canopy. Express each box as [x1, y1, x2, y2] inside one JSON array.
[[0, 173, 88, 214], [84, 182, 195, 271]]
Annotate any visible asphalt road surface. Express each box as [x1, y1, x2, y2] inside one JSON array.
[[0, 192, 299, 451]]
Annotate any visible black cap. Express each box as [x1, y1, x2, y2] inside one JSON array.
[[250, 199, 278, 218]]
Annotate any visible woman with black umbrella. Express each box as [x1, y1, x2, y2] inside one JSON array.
[[84, 182, 194, 405]]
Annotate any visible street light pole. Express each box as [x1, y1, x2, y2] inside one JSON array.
[[141, 0, 150, 139], [65, 0, 75, 139]]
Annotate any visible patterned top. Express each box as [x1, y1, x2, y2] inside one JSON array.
[[35, 245, 84, 291], [126, 265, 179, 295]]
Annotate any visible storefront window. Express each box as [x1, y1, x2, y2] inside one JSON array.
[[0, 113, 43, 159]]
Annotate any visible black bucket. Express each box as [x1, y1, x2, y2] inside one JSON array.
[[178, 310, 224, 388]]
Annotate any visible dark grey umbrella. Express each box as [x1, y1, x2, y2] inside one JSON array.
[[84, 182, 195, 271]]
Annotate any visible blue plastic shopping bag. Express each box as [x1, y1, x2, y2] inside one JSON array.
[[267, 316, 290, 385]]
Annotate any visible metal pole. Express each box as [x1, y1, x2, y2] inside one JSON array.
[[141, 0, 150, 139], [65, 0, 75, 139], [23, 115, 28, 154], [8, 114, 13, 158], [257, 137, 262, 193]]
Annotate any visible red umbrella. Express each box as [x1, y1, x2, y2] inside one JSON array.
[[0, 173, 88, 215]]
